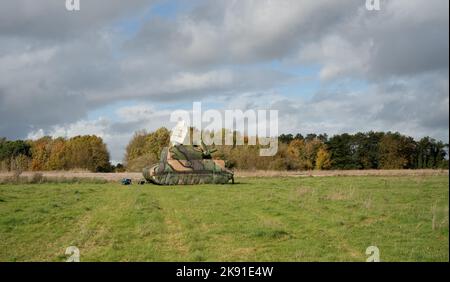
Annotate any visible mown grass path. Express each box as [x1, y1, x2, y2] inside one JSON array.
[[0, 176, 448, 261]]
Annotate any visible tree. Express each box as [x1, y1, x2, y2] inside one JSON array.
[[63, 135, 111, 172], [287, 139, 307, 169], [279, 134, 294, 144], [416, 137, 448, 169], [125, 128, 170, 172], [326, 133, 359, 169], [145, 127, 171, 160], [294, 133, 304, 140], [114, 163, 126, 172], [0, 140, 32, 171], [379, 132, 416, 169], [287, 138, 324, 170], [125, 130, 149, 164], [0, 140, 31, 160], [353, 131, 384, 169], [305, 133, 317, 142], [315, 147, 332, 170], [47, 137, 68, 170], [30, 136, 53, 170], [317, 133, 328, 143], [88, 136, 111, 172]]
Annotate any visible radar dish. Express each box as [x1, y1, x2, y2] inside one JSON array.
[[170, 120, 189, 145]]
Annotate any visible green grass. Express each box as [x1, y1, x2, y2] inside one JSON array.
[[0, 176, 448, 261]]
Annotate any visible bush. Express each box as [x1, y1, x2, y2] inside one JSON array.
[[30, 173, 44, 184]]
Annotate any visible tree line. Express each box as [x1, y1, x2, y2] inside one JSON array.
[[279, 132, 448, 170], [0, 136, 112, 172], [125, 128, 448, 171], [1, 129, 447, 172]]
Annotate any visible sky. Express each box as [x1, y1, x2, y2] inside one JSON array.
[[0, 0, 448, 163]]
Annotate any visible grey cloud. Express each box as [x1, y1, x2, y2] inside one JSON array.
[[110, 121, 145, 134], [371, 72, 449, 130], [0, 0, 154, 39], [127, 0, 361, 67], [298, 0, 449, 80], [127, 0, 448, 79], [0, 0, 448, 156], [0, 36, 116, 138], [364, 0, 449, 78], [269, 72, 449, 142]]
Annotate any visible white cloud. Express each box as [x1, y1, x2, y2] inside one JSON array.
[[299, 35, 373, 80], [116, 104, 156, 122], [27, 105, 177, 163], [167, 70, 234, 91]]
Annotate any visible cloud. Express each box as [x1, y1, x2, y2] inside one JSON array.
[[270, 73, 449, 142], [1, 0, 448, 161], [0, 0, 154, 39], [299, 35, 374, 80], [297, 0, 449, 79], [27, 104, 177, 162], [127, 0, 360, 66]]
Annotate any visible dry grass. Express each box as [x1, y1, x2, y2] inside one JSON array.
[[326, 188, 355, 201], [0, 169, 447, 183], [234, 169, 449, 177], [295, 186, 313, 198], [0, 171, 141, 183]]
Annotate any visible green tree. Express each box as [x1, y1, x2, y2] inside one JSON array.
[[379, 132, 416, 169], [416, 137, 448, 168], [353, 132, 384, 169], [326, 133, 359, 169], [0, 140, 32, 171], [278, 134, 294, 144], [64, 135, 111, 172]]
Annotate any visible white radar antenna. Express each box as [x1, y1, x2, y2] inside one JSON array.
[[170, 120, 189, 145]]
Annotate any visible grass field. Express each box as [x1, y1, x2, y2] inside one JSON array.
[[0, 175, 448, 262]]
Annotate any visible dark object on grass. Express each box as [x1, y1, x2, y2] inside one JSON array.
[[121, 178, 132, 185], [138, 179, 146, 185]]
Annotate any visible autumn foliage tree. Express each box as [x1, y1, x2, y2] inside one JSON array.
[[30, 136, 52, 170], [287, 138, 327, 170], [125, 128, 170, 171], [47, 137, 67, 170], [63, 135, 111, 172], [315, 147, 332, 170], [1, 129, 447, 173], [0, 135, 112, 172], [124, 128, 447, 171]]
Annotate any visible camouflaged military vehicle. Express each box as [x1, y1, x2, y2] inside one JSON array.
[[142, 121, 234, 185]]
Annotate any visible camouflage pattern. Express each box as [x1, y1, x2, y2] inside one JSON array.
[[143, 144, 234, 185]]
